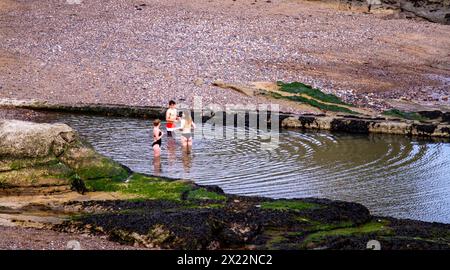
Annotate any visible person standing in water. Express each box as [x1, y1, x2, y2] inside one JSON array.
[[152, 119, 163, 157], [178, 112, 196, 149], [166, 100, 178, 137]]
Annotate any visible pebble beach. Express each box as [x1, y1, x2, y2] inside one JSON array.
[[0, 0, 449, 113]]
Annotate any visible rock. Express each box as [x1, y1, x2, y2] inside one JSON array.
[[54, 194, 450, 250], [0, 120, 130, 192], [279, 113, 450, 138], [281, 117, 301, 128], [59, 141, 129, 181], [193, 78, 204, 86], [443, 112, 450, 123], [0, 120, 74, 159], [417, 110, 442, 120], [212, 80, 255, 96], [442, 96, 448, 101], [398, 0, 450, 25]]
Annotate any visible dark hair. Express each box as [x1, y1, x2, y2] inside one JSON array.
[[178, 111, 184, 117], [153, 119, 161, 126], [169, 100, 176, 105]]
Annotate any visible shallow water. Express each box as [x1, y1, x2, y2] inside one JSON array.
[[46, 113, 450, 224]]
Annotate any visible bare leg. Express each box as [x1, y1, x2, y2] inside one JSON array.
[[181, 136, 188, 148], [153, 144, 161, 157]]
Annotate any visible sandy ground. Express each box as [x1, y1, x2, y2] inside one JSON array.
[[0, 190, 145, 250], [0, 225, 146, 250], [0, 0, 449, 113]]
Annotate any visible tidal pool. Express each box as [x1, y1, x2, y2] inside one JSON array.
[[45, 113, 450, 224]]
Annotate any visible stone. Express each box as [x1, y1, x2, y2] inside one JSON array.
[[281, 117, 301, 128], [0, 120, 74, 159], [212, 80, 255, 96], [193, 78, 204, 86], [0, 120, 130, 191]]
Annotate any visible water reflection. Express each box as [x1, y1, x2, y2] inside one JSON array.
[[152, 156, 162, 176], [167, 137, 177, 167], [182, 148, 193, 174]]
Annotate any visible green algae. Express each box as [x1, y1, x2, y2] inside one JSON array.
[[261, 200, 320, 211], [382, 109, 428, 121], [277, 81, 349, 106], [186, 188, 227, 201], [303, 220, 392, 244], [271, 82, 358, 114]]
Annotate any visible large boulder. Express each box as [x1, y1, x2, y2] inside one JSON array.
[[0, 120, 129, 192], [0, 121, 74, 159]]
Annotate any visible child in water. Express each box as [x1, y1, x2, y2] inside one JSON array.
[[178, 112, 196, 148], [152, 119, 163, 157], [166, 100, 178, 137]]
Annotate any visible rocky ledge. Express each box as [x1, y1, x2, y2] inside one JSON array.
[[0, 119, 130, 195], [281, 113, 450, 138], [337, 0, 450, 25], [0, 120, 449, 250]]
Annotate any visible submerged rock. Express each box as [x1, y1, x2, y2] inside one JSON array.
[[0, 120, 129, 193]]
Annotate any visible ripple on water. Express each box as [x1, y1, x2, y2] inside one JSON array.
[[49, 114, 450, 224]]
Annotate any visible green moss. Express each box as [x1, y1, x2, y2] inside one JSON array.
[[277, 81, 351, 106], [201, 203, 225, 209], [0, 163, 74, 186], [270, 82, 358, 114], [296, 217, 354, 232], [1, 156, 59, 172], [261, 200, 320, 211], [186, 188, 226, 201], [85, 178, 120, 192], [83, 173, 227, 203], [101, 173, 192, 201], [123, 179, 192, 201], [382, 109, 427, 121], [264, 229, 289, 249], [128, 173, 161, 182], [309, 221, 354, 232], [76, 158, 129, 181], [303, 220, 392, 244], [287, 95, 358, 114]]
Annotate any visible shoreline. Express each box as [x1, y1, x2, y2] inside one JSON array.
[[1, 98, 450, 138], [0, 119, 449, 249], [1, 171, 449, 250]]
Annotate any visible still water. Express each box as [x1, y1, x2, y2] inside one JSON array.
[[46, 113, 450, 223]]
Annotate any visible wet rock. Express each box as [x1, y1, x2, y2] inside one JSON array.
[[280, 112, 450, 138], [443, 112, 450, 123], [417, 110, 443, 120], [53, 195, 450, 250], [0, 120, 74, 159], [411, 123, 437, 135], [331, 118, 370, 134], [281, 117, 301, 128], [0, 120, 129, 192], [344, 0, 450, 24], [397, 0, 450, 24]]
